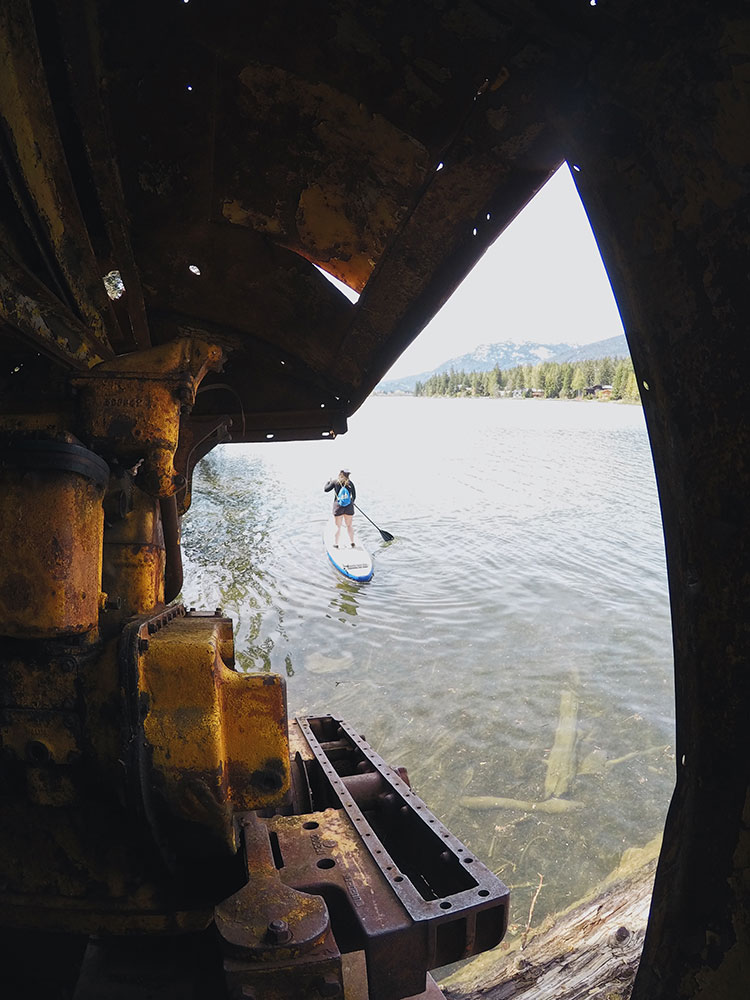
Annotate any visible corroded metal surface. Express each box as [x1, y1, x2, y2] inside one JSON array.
[[73, 338, 224, 497], [0, 1, 749, 997], [133, 611, 291, 837], [0, 437, 108, 637]]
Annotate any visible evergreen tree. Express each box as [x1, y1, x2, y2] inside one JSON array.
[[571, 365, 587, 396], [560, 362, 574, 398], [598, 356, 615, 385]]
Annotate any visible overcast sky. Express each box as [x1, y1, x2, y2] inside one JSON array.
[[381, 163, 625, 379]]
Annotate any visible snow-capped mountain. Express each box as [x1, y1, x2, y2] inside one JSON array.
[[376, 334, 630, 394]]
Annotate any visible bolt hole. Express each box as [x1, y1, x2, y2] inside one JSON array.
[[440, 901, 452, 909], [317, 858, 335, 869], [478, 889, 490, 897], [303, 821, 319, 830]]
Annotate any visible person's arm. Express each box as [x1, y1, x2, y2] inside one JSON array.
[[324, 479, 336, 492], [350, 482, 356, 502]]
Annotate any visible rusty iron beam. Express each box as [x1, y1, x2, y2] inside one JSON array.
[[53, 0, 151, 352], [0, 244, 111, 369], [0, 0, 124, 359]]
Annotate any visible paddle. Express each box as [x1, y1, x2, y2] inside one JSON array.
[[354, 504, 394, 542]]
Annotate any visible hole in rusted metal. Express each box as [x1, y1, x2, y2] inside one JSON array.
[[317, 858, 335, 869], [103, 270, 125, 299], [303, 821, 319, 830]]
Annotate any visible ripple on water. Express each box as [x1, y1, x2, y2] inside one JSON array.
[[180, 397, 674, 931]]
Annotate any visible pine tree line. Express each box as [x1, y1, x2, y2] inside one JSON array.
[[414, 356, 641, 402]]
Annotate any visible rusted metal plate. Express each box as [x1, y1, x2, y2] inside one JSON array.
[[267, 809, 426, 1000], [296, 716, 509, 941], [0, 0, 573, 440]]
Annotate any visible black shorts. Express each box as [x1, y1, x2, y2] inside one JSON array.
[[333, 504, 354, 517]]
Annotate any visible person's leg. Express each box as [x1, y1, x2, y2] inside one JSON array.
[[334, 514, 342, 545], [345, 513, 355, 545]]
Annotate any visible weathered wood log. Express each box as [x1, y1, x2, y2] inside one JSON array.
[[439, 837, 661, 1000]]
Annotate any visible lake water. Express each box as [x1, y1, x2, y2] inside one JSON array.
[[180, 395, 675, 947]]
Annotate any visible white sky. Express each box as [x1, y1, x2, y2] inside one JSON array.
[[380, 163, 625, 378]]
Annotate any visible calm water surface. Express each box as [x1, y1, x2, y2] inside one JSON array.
[[181, 396, 675, 943]]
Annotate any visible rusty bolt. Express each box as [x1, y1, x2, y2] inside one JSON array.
[[266, 918, 292, 944]]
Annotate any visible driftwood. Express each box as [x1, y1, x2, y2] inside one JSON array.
[[439, 836, 661, 1000]]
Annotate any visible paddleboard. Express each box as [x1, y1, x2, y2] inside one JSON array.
[[324, 519, 374, 582]]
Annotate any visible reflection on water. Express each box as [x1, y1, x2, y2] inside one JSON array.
[[181, 396, 675, 941]]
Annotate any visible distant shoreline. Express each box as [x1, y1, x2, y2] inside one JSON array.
[[374, 392, 640, 401], [374, 392, 641, 404]]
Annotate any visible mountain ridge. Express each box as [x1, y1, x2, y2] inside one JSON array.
[[377, 334, 629, 394]]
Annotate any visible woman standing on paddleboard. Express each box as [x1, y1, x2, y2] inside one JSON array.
[[324, 469, 356, 547]]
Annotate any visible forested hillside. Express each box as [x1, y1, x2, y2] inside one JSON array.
[[414, 356, 640, 401]]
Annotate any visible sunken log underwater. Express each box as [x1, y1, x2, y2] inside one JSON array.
[[1, 1, 750, 997]]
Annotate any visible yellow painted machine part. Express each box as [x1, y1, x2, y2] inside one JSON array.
[[74, 338, 224, 497], [0, 468, 104, 638], [140, 616, 290, 851], [102, 490, 165, 616]]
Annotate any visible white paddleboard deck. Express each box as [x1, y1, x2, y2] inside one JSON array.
[[324, 519, 374, 581]]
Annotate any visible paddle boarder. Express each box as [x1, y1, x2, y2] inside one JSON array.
[[324, 469, 356, 547]]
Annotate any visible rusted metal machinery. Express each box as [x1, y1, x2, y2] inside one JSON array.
[[0, 340, 508, 997]]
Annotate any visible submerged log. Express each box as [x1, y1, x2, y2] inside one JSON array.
[[439, 836, 661, 1000], [459, 795, 584, 814], [544, 686, 580, 798]]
